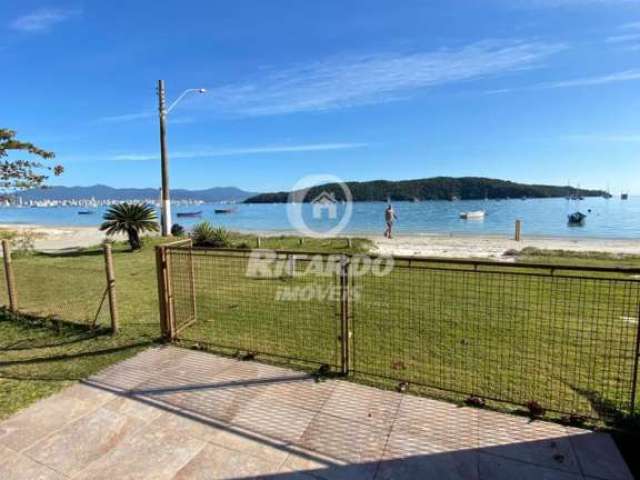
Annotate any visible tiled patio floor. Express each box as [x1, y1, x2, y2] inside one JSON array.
[[0, 346, 632, 479]]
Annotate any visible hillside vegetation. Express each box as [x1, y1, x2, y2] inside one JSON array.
[[245, 176, 606, 203]]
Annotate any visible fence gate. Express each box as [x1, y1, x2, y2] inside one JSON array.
[[157, 244, 344, 370]]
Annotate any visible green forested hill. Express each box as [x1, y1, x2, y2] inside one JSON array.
[[244, 177, 605, 203]]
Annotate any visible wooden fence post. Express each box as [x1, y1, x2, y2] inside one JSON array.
[[2, 240, 17, 313], [188, 239, 197, 323], [339, 256, 351, 375], [156, 245, 169, 339], [103, 243, 119, 333], [514, 220, 522, 242], [155, 245, 174, 340]]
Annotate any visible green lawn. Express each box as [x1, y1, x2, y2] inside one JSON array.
[[1, 235, 640, 428], [0, 318, 156, 420]]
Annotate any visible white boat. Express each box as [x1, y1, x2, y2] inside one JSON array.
[[459, 210, 485, 219]]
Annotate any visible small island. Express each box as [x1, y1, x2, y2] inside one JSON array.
[[244, 176, 606, 203]]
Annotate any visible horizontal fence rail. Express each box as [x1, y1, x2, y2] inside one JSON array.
[[161, 245, 640, 421]]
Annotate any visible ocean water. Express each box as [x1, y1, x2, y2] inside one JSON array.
[[0, 197, 638, 239]]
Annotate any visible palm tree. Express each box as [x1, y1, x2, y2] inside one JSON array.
[[100, 202, 159, 250]]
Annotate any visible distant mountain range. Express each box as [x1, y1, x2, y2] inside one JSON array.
[[18, 185, 256, 202], [245, 177, 607, 203], [17, 178, 608, 204]]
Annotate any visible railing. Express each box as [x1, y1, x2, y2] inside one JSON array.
[[157, 244, 640, 421]]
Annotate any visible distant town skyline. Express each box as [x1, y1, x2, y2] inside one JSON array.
[[3, 1, 640, 193]]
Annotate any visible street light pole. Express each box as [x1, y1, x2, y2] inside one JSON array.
[[157, 79, 171, 236], [157, 81, 207, 237]]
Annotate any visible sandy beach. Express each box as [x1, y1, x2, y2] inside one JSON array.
[[370, 233, 640, 259], [0, 224, 127, 252], [2, 223, 639, 258]]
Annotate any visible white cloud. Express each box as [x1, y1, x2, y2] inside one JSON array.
[[606, 33, 640, 43], [10, 8, 80, 33], [621, 21, 640, 30], [109, 143, 368, 161], [97, 40, 564, 121], [97, 112, 155, 123], [512, 0, 638, 6], [606, 22, 640, 49], [96, 112, 195, 124], [543, 69, 640, 88], [191, 40, 565, 117], [565, 133, 640, 142], [489, 69, 640, 93]]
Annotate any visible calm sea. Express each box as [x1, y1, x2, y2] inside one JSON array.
[[0, 197, 638, 239]]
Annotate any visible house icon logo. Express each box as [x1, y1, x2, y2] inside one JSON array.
[[311, 191, 338, 220], [286, 174, 353, 238]]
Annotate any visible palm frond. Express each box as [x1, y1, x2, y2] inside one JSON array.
[[100, 202, 159, 239]]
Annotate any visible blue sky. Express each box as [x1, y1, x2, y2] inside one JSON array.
[[3, 0, 640, 193]]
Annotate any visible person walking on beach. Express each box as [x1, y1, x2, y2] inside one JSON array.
[[384, 204, 397, 239]]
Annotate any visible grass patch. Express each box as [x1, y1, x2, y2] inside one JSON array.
[[513, 247, 640, 268], [0, 313, 156, 420], [0, 229, 17, 240], [224, 231, 372, 253]]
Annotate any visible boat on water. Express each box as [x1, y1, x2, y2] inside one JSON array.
[[214, 208, 236, 214], [459, 210, 485, 220], [77, 210, 94, 215], [621, 193, 629, 200], [176, 211, 202, 218], [568, 211, 586, 225]]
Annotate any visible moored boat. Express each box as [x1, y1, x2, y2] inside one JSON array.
[[78, 210, 94, 215], [214, 208, 236, 214], [567, 211, 586, 225], [176, 211, 202, 218], [459, 210, 485, 219]]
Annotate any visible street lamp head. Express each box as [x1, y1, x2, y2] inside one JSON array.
[[198, 88, 207, 93]]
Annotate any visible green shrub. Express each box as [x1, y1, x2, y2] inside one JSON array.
[[171, 224, 185, 237], [191, 222, 231, 248]]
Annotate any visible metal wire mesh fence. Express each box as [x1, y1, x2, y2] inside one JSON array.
[[352, 259, 640, 420], [161, 246, 640, 421], [164, 247, 342, 368], [0, 241, 119, 331], [11, 251, 111, 326]]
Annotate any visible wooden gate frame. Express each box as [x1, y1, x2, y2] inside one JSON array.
[[156, 238, 195, 340]]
